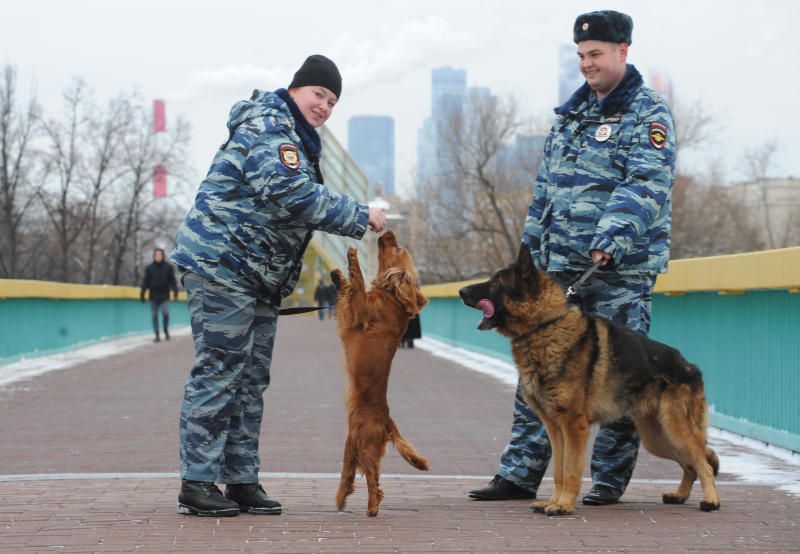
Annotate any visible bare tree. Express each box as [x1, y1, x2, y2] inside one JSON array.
[[670, 96, 717, 161], [38, 78, 93, 282], [670, 167, 764, 259], [108, 102, 190, 285], [79, 95, 135, 282], [414, 93, 537, 282], [741, 140, 783, 249], [0, 65, 41, 278]]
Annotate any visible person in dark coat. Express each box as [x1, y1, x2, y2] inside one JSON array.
[[313, 278, 330, 320], [140, 247, 179, 342], [323, 281, 337, 319], [401, 314, 421, 348]]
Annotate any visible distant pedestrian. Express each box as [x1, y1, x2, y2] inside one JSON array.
[[323, 281, 337, 319], [400, 314, 421, 348], [170, 54, 387, 517], [314, 278, 330, 320], [140, 248, 179, 342]]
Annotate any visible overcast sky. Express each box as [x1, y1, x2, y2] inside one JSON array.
[[5, 0, 799, 202]]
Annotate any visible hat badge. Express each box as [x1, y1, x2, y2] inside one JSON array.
[[582, 22, 589, 31]]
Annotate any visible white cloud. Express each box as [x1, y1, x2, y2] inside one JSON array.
[[167, 17, 477, 105], [167, 64, 286, 104], [330, 17, 478, 90]]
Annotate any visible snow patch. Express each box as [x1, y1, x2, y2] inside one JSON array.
[[0, 327, 191, 388]]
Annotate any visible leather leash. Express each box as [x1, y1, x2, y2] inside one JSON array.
[[565, 260, 605, 298], [278, 306, 329, 315]]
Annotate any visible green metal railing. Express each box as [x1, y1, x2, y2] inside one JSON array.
[[0, 281, 189, 365]]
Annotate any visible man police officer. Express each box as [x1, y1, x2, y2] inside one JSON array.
[[469, 10, 676, 507]]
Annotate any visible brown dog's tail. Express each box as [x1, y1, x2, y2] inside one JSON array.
[[388, 418, 429, 471]]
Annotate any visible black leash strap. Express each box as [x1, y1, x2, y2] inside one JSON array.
[[565, 260, 604, 298], [278, 306, 329, 315]]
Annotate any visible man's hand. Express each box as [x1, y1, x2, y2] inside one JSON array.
[[590, 249, 612, 265], [368, 207, 387, 233]]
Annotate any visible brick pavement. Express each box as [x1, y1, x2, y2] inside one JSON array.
[[0, 316, 798, 552]]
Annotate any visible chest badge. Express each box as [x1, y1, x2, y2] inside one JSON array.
[[595, 124, 613, 142], [279, 144, 301, 170]]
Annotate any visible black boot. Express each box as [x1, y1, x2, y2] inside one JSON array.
[[225, 483, 282, 515], [154, 332, 160, 343], [582, 484, 622, 506], [177, 480, 240, 517], [468, 475, 537, 500], [163, 315, 170, 341]]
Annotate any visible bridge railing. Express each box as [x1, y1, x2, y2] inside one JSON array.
[[0, 280, 189, 365], [420, 247, 800, 453]]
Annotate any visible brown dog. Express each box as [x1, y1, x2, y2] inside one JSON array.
[[459, 244, 720, 515], [330, 231, 429, 517]]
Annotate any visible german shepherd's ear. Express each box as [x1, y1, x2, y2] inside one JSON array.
[[516, 243, 535, 277]]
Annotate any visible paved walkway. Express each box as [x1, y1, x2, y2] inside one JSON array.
[[0, 317, 798, 552]]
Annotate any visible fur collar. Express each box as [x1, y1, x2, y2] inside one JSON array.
[[555, 64, 643, 117], [275, 88, 322, 161]]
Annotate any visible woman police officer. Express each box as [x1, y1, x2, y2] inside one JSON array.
[[171, 55, 387, 517]]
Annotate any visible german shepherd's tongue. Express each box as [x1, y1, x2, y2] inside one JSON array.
[[475, 299, 495, 330]]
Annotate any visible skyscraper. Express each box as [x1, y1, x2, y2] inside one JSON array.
[[417, 66, 467, 187], [558, 43, 584, 105], [347, 115, 395, 198], [431, 66, 467, 117]]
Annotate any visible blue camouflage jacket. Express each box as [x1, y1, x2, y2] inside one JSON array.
[[523, 65, 676, 275], [171, 90, 369, 304]]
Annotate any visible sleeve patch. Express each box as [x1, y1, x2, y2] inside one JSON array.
[[649, 122, 668, 150], [279, 144, 301, 169]]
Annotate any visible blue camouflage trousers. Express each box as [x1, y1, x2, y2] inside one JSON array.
[[179, 272, 278, 484], [498, 271, 655, 495]]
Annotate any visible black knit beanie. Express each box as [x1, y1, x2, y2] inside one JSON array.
[[288, 55, 342, 99]]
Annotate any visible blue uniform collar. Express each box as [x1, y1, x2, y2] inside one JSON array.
[[275, 88, 322, 161], [555, 64, 643, 117]]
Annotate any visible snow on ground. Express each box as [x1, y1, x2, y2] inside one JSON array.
[[416, 336, 800, 495], [0, 327, 191, 388]]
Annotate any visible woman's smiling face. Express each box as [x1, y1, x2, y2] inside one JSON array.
[[288, 86, 338, 128]]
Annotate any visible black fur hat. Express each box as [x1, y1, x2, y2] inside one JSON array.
[[573, 10, 633, 45]]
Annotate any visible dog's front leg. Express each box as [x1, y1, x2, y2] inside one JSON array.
[[531, 415, 563, 514], [344, 247, 368, 321], [549, 413, 589, 516]]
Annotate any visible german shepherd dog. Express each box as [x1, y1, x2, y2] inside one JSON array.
[[459, 245, 720, 516], [330, 231, 429, 516]]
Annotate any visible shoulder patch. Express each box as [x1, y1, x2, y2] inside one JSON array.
[[649, 122, 668, 150], [279, 143, 301, 169]]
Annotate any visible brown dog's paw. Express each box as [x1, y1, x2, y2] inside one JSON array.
[[662, 493, 687, 504], [530, 500, 548, 513], [699, 500, 720, 512], [544, 502, 575, 516], [347, 246, 358, 260]]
